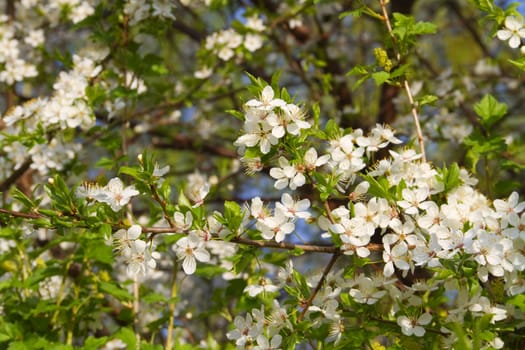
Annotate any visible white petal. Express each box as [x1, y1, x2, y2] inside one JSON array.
[[509, 35, 521, 48], [418, 313, 432, 325], [505, 16, 522, 30], [127, 225, 142, 239], [182, 256, 196, 274], [261, 86, 274, 101], [193, 248, 210, 263]]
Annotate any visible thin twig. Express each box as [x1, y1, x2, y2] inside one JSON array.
[[379, 0, 426, 162], [133, 275, 140, 350], [0, 208, 41, 219], [298, 251, 341, 322], [0, 158, 32, 193], [165, 260, 178, 350], [149, 184, 177, 228]]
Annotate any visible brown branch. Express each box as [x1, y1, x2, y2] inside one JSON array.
[[152, 134, 238, 158], [0, 158, 32, 193], [172, 19, 205, 42], [379, 0, 426, 162], [149, 183, 177, 228], [445, 0, 492, 58], [0, 208, 41, 219], [230, 236, 339, 253], [298, 251, 341, 322]]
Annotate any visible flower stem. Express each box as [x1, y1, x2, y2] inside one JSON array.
[[165, 260, 178, 350], [298, 251, 340, 321], [133, 275, 141, 350], [379, 0, 426, 161]]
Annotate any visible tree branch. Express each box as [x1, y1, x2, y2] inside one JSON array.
[[298, 251, 340, 322], [379, 0, 427, 162], [0, 158, 32, 193]]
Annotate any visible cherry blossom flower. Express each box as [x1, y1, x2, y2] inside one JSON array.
[[493, 191, 525, 227], [254, 334, 282, 350], [93, 177, 140, 211], [304, 147, 330, 171], [397, 313, 432, 337], [185, 171, 210, 207], [244, 34, 264, 52], [250, 196, 271, 221], [125, 239, 159, 277], [245, 86, 286, 111], [267, 299, 293, 334], [349, 275, 387, 304], [235, 120, 279, 154], [259, 211, 295, 243], [308, 298, 340, 321], [330, 134, 366, 173], [468, 295, 507, 323], [245, 15, 266, 32], [226, 313, 263, 347], [383, 243, 410, 277], [275, 193, 311, 220], [497, 16, 525, 49], [269, 156, 305, 190], [281, 103, 311, 135], [113, 225, 142, 256], [397, 187, 430, 215], [244, 276, 280, 297], [174, 233, 210, 275]]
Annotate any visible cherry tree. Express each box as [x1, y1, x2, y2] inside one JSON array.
[[0, 1, 524, 349]]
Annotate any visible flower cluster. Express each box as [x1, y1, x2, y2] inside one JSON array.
[[1, 54, 103, 176], [204, 15, 266, 63], [250, 193, 310, 243], [227, 301, 290, 349], [235, 85, 311, 155], [111, 225, 159, 277], [0, 16, 37, 85], [327, 125, 402, 185], [77, 177, 140, 212], [124, 0, 176, 25]]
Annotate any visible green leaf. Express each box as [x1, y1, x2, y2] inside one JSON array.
[[12, 188, 35, 209], [312, 102, 320, 127], [463, 131, 507, 172], [82, 337, 109, 350], [226, 109, 245, 121], [114, 327, 136, 349], [99, 281, 133, 302], [392, 13, 437, 54], [473, 94, 507, 129], [362, 175, 395, 202], [178, 189, 191, 208], [508, 294, 525, 312], [417, 94, 438, 107], [339, 8, 363, 19], [85, 84, 106, 106], [291, 247, 304, 256], [86, 240, 114, 265], [292, 270, 309, 296], [25, 266, 63, 287], [509, 57, 525, 71], [195, 264, 227, 278], [437, 163, 461, 193], [95, 157, 119, 170], [118, 166, 142, 180], [271, 70, 282, 93], [323, 119, 342, 139], [371, 71, 390, 86]]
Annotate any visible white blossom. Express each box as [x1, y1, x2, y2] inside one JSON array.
[[497, 16, 525, 49]]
